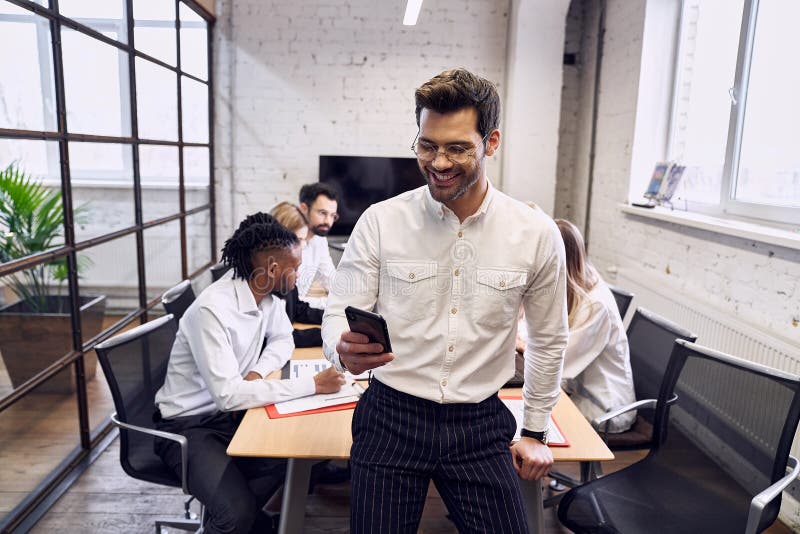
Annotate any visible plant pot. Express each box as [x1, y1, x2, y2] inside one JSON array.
[[0, 295, 106, 394]]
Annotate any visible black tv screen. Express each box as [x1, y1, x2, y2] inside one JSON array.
[[319, 155, 426, 235]]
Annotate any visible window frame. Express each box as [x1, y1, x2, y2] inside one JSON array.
[[668, 0, 800, 226]]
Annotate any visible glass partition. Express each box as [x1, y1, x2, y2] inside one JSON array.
[[0, 1, 214, 528]]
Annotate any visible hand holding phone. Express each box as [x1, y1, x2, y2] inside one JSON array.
[[338, 306, 394, 375], [345, 306, 392, 353]]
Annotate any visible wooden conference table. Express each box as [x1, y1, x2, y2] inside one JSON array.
[[228, 346, 614, 534]]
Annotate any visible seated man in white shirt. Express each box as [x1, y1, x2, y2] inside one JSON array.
[[154, 212, 345, 534], [296, 183, 339, 309]]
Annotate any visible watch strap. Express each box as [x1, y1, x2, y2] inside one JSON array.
[[520, 428, 548, 444]]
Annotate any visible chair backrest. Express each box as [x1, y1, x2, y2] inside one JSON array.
[[95, 314, 179, 487], [653, 340, 800, 532], [608, 284, 634, 320], [210, 262, 232, 282], [627, 307, 696, 422], [161, 280, 195, 321]]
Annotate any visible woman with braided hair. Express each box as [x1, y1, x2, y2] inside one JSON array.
[[154, 212, 345, 534]]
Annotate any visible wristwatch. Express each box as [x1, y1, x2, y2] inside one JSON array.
[[520, 428, 549, 445]]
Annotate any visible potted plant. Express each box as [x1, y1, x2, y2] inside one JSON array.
[[0, 163, 106, 394]]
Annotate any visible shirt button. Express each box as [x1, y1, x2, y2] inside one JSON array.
[[451, 307, 457, 314], [458, 231, 463, 238], [454, 269, 460, 276], [409, 273, 415, 279], [499, 280, 506, 287], [448, 345, 454, 352], [441, 379, 448, 387]]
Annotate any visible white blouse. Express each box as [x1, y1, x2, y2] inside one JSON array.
[[519, 277, 636, 433]]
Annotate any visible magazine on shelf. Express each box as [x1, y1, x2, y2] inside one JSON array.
[[657, 164, 686, 201], [644, 161, 672, 199]]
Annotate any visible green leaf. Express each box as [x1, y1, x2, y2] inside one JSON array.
[[0, 163, 91, 310]]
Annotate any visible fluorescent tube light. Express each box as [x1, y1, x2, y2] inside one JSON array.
[[403, 0, 423, 26]]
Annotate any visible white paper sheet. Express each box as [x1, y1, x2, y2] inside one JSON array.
[[501, 398, 567, 445], [288, 358, 370, 381], [272, 381, 364, 415]]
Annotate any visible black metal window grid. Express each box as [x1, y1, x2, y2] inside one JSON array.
[[0, 0, 215, 530]]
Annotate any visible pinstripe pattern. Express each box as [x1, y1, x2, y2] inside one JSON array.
[[351, 379, 528, 533]]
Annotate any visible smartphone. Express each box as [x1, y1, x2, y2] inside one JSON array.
[[345, 306, 392, 353]]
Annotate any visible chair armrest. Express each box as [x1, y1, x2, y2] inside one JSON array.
[[110, 412, 191, 495], [745, 455, 799, 534], [591, 394, 679, 430]]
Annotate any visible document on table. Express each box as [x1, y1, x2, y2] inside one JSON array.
[[272, 381, 364, 415], [500, 397, 568, 446], [285, 358, 370, 381]]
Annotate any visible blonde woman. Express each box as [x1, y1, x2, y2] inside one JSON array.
[[518, 218, 636, 433], [270, 201, 323, 346]]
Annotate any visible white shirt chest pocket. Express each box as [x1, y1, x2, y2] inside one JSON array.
[[473, 268, 528, 328], [382, 261, 438, 322]]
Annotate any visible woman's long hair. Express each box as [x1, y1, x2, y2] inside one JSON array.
[[555, 218, 598, 325]]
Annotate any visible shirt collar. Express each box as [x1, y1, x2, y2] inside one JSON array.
[[232, 276, 260, 314], [422, 179, 496, 223]]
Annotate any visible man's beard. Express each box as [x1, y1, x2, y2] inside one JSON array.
[[311, 224, 330, 236], [424, 163, 481, 204]]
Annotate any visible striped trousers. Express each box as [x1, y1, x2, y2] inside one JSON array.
[[350, 379, 529, 533]]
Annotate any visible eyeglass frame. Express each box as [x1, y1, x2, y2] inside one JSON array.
[[310, 207, 339, 222], [410, 132, 491, 165]]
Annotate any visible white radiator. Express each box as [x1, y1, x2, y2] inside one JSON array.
[[614, 267, 800, 463]]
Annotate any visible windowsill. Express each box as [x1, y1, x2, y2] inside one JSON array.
[[619, 204, 800, 251]]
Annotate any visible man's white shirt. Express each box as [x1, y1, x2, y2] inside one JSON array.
[[155, 276, 315, 419], [322, 184, 568, 432], [297, 234, 335, 309]]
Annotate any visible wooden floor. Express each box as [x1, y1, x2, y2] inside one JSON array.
[[0, 316, 128, 517], [25, 440, 792, 533]]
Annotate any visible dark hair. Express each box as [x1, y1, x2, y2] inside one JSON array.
[[299, 183, 338, 206], [221, 212, 299, 281], [414, 68, 501, 139], [235, 211, 276, 231]]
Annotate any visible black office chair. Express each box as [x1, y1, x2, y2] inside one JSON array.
[[161, 280, 195, 322], [558, 339, 800, 534], [597, 307, 697, 450], [210, 262, 231, 282], [608, 284, 634, 321], [547, 307, 697, 493], [95, 314, 203, 533]]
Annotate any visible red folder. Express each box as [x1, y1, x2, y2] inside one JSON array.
[[265, 401, 358, 419], [500, 395, 569, 447]]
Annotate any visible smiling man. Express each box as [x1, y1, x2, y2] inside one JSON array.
[[322, 68, 569, 533]]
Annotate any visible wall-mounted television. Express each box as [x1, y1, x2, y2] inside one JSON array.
[[319, 155, 426, 236]]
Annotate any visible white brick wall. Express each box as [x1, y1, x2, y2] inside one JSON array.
[[576, 0, 800, 349], [553, 0, 583, 223], [212, 0, 509, 242], [561, 3, 800, 524]]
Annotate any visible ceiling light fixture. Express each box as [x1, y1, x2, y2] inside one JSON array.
[[403, 0, 423, 26]]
